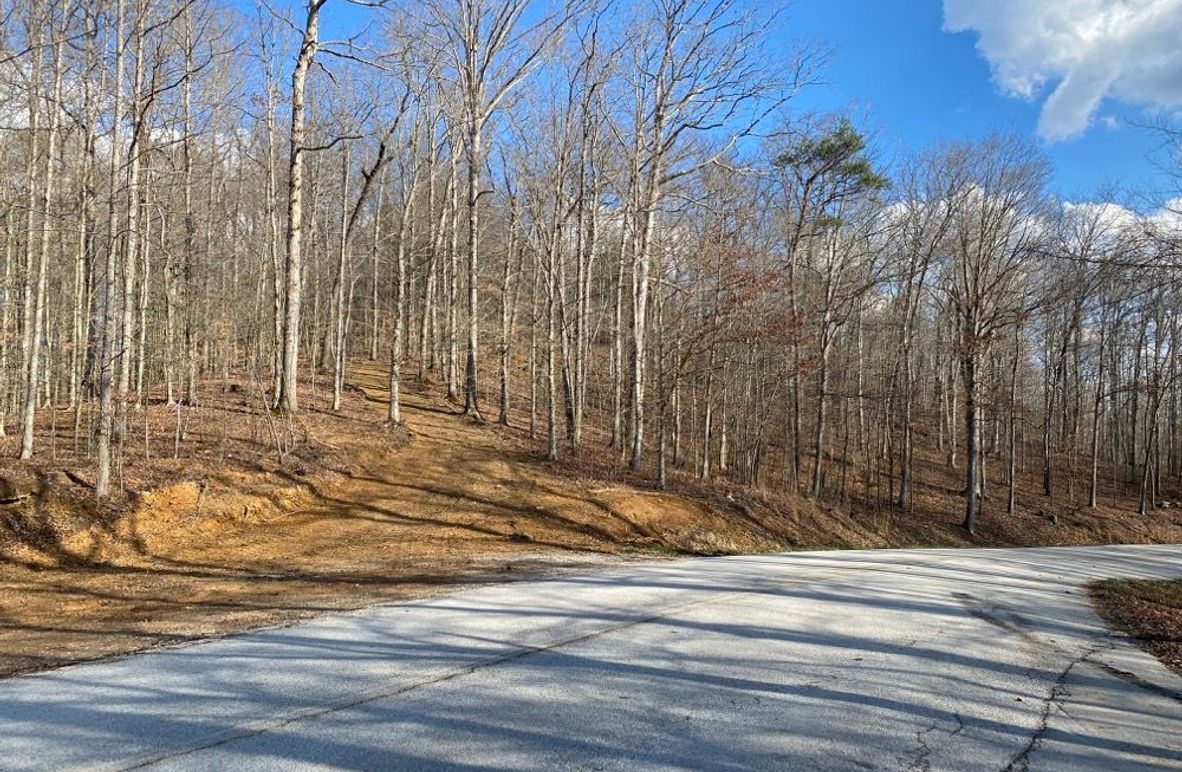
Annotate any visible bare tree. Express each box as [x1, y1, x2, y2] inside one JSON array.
[[418, 0, 580, 419], [616, 0, 796, 471], [938, 135, 1048, 534], [275, 0, 328, 414]]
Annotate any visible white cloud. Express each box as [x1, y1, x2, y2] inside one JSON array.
[[1148, 197, 1182, 231], [943, 0, 1182, 141], [1063, 200, 1138, 231]]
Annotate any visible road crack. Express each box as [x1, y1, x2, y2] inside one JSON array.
[[905, 712, 964, 772], [956, 591, 1182, 707], [1083, 657, 1182, 704], [907, 722, 937, 771], [116, 561, 925, 771], [118, 597, 719, 770], [1001, 644, 1104, 772]]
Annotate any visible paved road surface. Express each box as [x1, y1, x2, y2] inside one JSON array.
[[1, 545, 1181, 770]]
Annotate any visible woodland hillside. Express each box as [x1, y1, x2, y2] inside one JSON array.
[[1, 364, 1181, 677], [2, 0, 1182, 550]]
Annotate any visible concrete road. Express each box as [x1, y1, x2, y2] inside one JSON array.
[[1, 545, 1181, 771]]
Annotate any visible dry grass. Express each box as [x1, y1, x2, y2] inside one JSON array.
[[1091, 578, 1182, 676]]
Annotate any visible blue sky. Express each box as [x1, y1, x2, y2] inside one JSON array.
[[782, 0, 1177, 206], [274, 0, 1181, 208]]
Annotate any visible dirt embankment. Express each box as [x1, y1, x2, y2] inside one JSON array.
[[0, 367, 787, 677], [1, 364, 1181, 678]]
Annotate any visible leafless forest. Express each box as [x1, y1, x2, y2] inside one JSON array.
[[1, 0, 1181, 535]]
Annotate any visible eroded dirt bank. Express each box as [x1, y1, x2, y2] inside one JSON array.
[[2, 364, 1180, 677]]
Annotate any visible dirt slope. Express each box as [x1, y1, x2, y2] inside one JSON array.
[[1, 364, 1180, 678], [0, 366, 786, 676]]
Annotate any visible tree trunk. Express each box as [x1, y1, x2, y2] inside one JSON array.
[[276, 0, 324, 414], [19, 17, 63, 459], [96, 0, 127, 498], [463, 121, 481, 417], [963, 352, 980, 534]]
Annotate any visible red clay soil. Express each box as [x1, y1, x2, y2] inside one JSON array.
[[0, 366, 783, 677], [0, 363, 1180, 678]]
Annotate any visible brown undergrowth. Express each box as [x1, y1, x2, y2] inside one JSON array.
[[1091, 578, 1182, 676], [0, 366, 783, 677], [0, 363, 1180, 678]]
